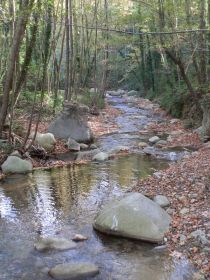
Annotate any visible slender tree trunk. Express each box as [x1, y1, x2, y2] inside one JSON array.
[[165, 50, 196, 97], [199, 0, 207, 88], [69, 0, 73, 100], [13, 9, 40, 106], [101, 0, 109, 96], [65, 0, 70, 101], [93, 0, 98, 92], [0, 0, 34, 135]]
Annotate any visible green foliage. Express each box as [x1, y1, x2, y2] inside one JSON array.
[[0, 140, 13, 154], [159, 88, 186, 118], [76, 90, 105, 110], [19, 90, 63, 113]]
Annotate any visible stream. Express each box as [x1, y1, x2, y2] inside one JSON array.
[[0, 96, 195, 280]]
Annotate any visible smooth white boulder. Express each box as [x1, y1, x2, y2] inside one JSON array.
[[34, 237, 77, 251], [49, 263, 99, 280], [1, 156, 32, 174], [93, 193, 171, 243], [30, 132, 56, 151]]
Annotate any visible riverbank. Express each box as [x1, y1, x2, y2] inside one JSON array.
[[133, 148, 210, 278], [128, 97, 210, 278]]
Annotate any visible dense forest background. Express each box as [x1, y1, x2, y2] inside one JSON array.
[[0, 0, 209, 139]]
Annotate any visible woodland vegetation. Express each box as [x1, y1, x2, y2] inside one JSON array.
[[0, 0, 209, 144]]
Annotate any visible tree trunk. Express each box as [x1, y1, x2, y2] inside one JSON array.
[[65, 0, 70, 101], [0, 0, 34, 135], [13, 9, 40, 106], [165, 50, 196, 97]]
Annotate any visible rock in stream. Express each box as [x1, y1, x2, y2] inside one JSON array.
[[34, 237, 77, 251], [49, 262, 99, 280], [93, 193, 171, 243]]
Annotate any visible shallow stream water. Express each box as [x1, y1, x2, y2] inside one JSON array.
[[0, 96, 194, 280]]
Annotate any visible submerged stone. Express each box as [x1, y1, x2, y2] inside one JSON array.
[[34, 237, 77, 251], [49, 262, 99, 280], [76, 149, 101, 161], [110, 146, 129, 154], [93, 193, 171, 243]]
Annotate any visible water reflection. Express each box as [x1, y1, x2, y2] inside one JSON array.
[[0, 154, 194, 280], [0, 187, 17, 221]]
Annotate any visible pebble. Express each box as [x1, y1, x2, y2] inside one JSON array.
[[166, 208, 174, 215], [179, 234, 186, 243], [149, 136, 160, 144], [180, 208, 189, 215], [190, 230, 209, 245], [152, 245, 168, 251], [72, 234, 88, 242], [153, 172, 162, 179]]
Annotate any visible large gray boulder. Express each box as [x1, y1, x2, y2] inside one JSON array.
[[48, 102, 93, 143], [93, 193, 171, 243], [49, 263, 99, 280], [1, 156, 33, 174]]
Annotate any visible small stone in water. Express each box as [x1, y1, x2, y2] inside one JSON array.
[[72, 234, 88, 242], [49, 262, 99, 280], [34, 237, 77, 251]]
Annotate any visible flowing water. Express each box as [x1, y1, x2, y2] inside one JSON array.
[[0, 96, 194, 280]]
